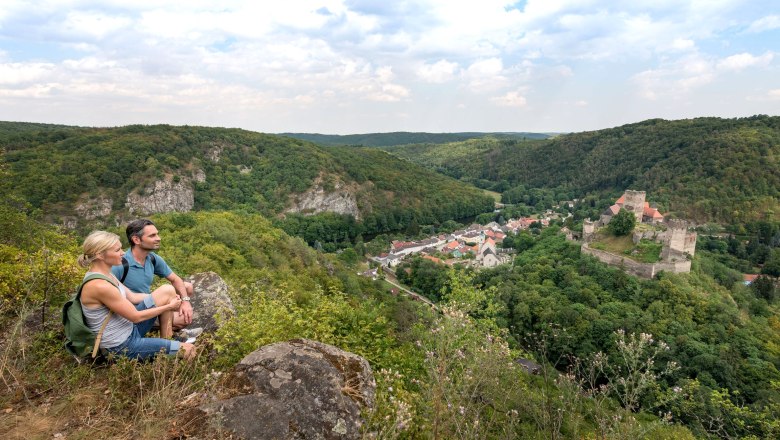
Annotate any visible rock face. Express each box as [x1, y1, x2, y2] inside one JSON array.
[[187, 271, 235, 333], [75, 195, 113, 220], [125, 177, 194, 215], [200, 339, 375, 439], [287, 177, 361, 220]]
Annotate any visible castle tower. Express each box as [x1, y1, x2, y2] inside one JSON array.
[[583, 219, 596, 242], [622, 190, 646, 222], [661, 219, 695, 261]]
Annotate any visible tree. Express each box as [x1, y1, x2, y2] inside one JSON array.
[[609, 209, 636, 236]]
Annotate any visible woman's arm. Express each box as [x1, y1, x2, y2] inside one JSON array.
[[84, 280, 179, 323], [124, 286, 148, 305]]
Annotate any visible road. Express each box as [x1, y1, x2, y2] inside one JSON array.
[[382, 269, 439, 311]]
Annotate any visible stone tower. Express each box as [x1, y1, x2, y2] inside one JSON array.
[[622, 190, 646, 222], [661, 219, 696, 261], [583, 219, 596, 242]]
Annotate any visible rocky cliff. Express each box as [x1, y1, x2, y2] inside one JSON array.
[[286, 176, 361, 220], [125, 177, 194, 215]]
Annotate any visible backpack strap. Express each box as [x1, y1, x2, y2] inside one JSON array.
[[119, 257, 129, 283], [79, 273, 118, 358], [119, 254, 157, 283]]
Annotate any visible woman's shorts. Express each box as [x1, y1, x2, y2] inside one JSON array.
[[105, 294, 181, 361]]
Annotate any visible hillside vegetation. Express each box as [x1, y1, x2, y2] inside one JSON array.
[[0, 122, 493, 240], [281, 131, 550, 147], [384, 116, 780, 224], [0, 202, 699, 439]]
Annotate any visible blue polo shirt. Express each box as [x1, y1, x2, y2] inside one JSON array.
[[111, 249, 173, 294]]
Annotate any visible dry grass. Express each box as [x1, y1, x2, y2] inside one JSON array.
[[0, 306, 232, 440]]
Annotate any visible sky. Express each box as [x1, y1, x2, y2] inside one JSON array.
[[0, 1, 778, 134]]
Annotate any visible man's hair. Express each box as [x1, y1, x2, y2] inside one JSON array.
[[126, 219, 155, 248]]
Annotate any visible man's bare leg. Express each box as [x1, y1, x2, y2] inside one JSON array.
[[150, 285, 178, 339]]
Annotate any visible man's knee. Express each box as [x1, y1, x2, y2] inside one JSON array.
[[151, 284, 177, 305]]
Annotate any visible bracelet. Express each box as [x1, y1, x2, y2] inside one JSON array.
[[181, 296, 191, 302]]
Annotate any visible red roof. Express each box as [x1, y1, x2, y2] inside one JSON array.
[[743, 274, 759, 283], [643, 205, 664, 219], [616, 195, 625, 205]]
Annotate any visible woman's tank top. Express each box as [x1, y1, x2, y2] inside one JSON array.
[[81, 272, 133, 348]]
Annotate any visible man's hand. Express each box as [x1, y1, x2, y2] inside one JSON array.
[[179, 300, 194, 325]]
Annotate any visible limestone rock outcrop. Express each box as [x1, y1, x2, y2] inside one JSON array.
[[125, 177, 194, 215], [186, 271, 235, 333], [75, 195, 113, 220], [198, 339, 375, 439], [286, 177, 361, 220]]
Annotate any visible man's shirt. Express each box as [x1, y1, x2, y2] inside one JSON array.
[[111, 249, 173, 293]]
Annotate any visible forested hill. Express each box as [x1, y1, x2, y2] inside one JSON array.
[[385, 116, 780, 224], [0, 122, 493, 234], [280, 131, 551, 146]]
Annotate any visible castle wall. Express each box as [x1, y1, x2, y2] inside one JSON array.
[[582, 243, 691, 279]]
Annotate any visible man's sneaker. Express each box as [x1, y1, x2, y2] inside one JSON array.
[[174, 327, 203, 343]]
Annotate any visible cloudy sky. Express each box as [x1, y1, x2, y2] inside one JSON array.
[[0, 1, 778, 133]]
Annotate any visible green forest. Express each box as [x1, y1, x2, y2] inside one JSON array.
[[0, 122, 494, 245], [2, 117, 780, 438], [383, 116, 780, 224], [281, 131, 550, 147]]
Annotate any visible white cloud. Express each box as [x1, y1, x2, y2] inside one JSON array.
[[0, 62, 55, 85], [670, 38, 696, 51], [633, 54, 716, 100], [62, 10, 133, 39], [768, 89, 780, 100], [716, 52, 774, 71], [416, 60, 459, 83], [464, 58, 507, 91], [491, 90, 527, 107], [746, 15, 780, 33]]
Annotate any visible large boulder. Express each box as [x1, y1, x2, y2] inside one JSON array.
[[186, 271, 235, 333], [199, 339, 375, 439]]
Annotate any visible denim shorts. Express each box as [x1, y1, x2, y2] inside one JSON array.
[[105, 294, 181, 361]]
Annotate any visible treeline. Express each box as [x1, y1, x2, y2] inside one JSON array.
[[281, 131, 550, 147], [0, 123, 494, 244], [384, 116, 780, 224]]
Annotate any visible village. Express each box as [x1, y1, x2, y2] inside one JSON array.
[[362, 189, 700, 280], [368, 216, 551, 272]]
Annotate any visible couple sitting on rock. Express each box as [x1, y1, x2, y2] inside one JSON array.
[[77, 219, 199, 360]]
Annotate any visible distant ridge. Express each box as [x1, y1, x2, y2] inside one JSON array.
[[279, 131, 552, 147]]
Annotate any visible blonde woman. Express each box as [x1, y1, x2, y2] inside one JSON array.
[[78, 231, 195, 360]]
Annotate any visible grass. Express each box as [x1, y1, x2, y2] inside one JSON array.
[[590, 231, 662, 264], [0, 307, 225, 440], [483, 189, 502, 202]]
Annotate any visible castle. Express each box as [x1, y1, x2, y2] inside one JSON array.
[[598, 190, 664, 226], [580, 190, 697, 278]]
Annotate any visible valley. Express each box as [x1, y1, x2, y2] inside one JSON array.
[[2, 117, 780, 439]]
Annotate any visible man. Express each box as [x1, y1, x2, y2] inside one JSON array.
[[111, 219, 194, 331]]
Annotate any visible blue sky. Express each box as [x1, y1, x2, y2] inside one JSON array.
[[0, 1, 778, 133]]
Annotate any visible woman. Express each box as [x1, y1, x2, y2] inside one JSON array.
[[77, 231, 196, 360]]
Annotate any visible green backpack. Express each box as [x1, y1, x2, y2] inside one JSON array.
[[62, 273, 116, 360]]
